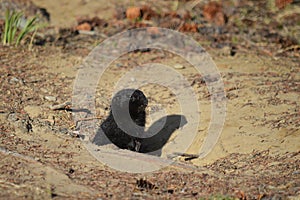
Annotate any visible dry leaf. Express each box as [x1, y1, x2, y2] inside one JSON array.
[[276, 0, 293, 9], [126, 7, 142, 20], [203, 1, 227, 26], [75, 22, 92, 31]]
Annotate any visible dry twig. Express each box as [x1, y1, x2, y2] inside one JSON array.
[[50, 101, 71, 110]]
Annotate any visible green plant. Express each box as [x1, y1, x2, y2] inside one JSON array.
[[2, 9, 38, 46]]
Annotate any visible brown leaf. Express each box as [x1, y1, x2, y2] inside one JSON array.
[[203, 1, 227, 26], [0, 19, 4, 27], [126, 7, 142, 20], [235, 190, 247, 200], [276, 0, 293, 9], [140, 5, 158, 20], [76, 16, 107, 28], [75, 22, 92, 31], [179, 23, 198, 32]]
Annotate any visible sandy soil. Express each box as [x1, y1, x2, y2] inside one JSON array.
[[0, 0, 299, 199]]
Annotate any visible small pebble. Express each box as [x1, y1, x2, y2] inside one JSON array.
[[44, 96, 57, 102], [7, 113, 18, 121], [40, 88, 48, 93], [174, 64, 185, 69], [9, 77, 20, 84], [34, 157, 41, 161]]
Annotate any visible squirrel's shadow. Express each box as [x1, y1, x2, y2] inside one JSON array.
[[92, 114, 187, 157]]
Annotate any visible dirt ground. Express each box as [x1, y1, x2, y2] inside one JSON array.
[[0, 0, 299, 199]]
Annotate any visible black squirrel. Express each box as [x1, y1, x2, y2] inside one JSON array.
[[95, 89, 187, 155], [100, 89, 147, 151]]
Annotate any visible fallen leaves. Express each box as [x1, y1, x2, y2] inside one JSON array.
[[75, 16, 108, 31], [275, 0, 293, 9], [126, 7, 142, 20], [203, 1, 227, 26], [75, 22, 92, 31], [140, 5, 158, 20], [179, 23, 198, 32]]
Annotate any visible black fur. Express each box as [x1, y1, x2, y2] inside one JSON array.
[[100, 89, 147, 151], [96, 88, 187, 155]]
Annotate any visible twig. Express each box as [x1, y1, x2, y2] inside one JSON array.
[[276, 45, 300, 54], [171, 152, 200, 161], [78, 30, 108, 38], [75, 116, 103, 122], [0, 180, 23, 188], [185, 0, 205, 11], [50, 101, 71, 110], [176, 21, 185, 31]]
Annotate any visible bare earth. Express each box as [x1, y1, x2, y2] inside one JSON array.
[[0, 0, 299, 199]]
